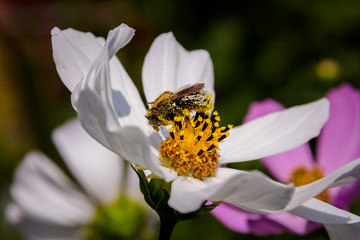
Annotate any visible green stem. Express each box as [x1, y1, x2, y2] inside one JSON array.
[[159, 215, 178, 240]]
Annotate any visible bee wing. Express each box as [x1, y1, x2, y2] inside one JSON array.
[[168, 83, 205, 101]]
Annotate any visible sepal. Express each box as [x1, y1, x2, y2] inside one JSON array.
[[132, 166, 219, 222]]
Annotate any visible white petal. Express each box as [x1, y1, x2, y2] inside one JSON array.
[[69, 24, 148, 144], [6, 203, 23, 225], [290, 198, 360, 224], [249, 158, 360, 215], [52, 24, 134, 92], [170, 156, 360, 216], [104, 25, 148, 129], [142, 32, 214, 103], [53, 24, 148, 132], [76, 89, 176, 182], [325, 222, 360, 240], [168, 168, 294, 214], [6, 203, 81, 240], [290, 199, 360, 240], [285, 157, 360, 211], [51, 27, 104, 92], [10, 151, 95, 226], [75, 88, 114, 150], [52, 25, 180, 183], [107, 125, 177, 182], [108, 54, 148, 129], [52, 118, 122, 205], [220, 98, 330, 163], [105, 24, 135, 59]]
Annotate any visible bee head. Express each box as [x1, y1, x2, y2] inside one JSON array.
[[147, 116, 160, 131], [145, 109, 161, 131]]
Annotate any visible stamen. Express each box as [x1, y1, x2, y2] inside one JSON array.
[[206, 133, 218, 142], [197, 148, 205, 156], [174, 118, 183, 129], [207, 143, 217, 151], [221, 125, 233, 133], [179, 131, 184, 140], [218, 132, 229, 141], [202, 119, 211, 131], [168, 127, 175, 140], [194, 112, 201, 122], [195, 120, 201, 128], [159, 110, 230, 181], [212, 122, 219, 132], [198, 111, 205, 120], [174, 116, 182, 128], [196, 132, 204, 141]]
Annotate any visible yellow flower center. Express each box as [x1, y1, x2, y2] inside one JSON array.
[[159, 110, 232, 181], [289, 165, 329, 202]]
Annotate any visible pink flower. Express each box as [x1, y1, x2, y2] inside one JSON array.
[[212, 83, 360, 235]]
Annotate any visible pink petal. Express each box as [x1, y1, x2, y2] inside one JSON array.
[[317, 84, 360, 175], [244, 99, 314, 183], [332, 180, 360, 210], [248, 214, 295, 236], [212, 203, 319, 235], [211, 202, 256, 234], [265, 211, 322, 235], [243, 99, 284, 123]]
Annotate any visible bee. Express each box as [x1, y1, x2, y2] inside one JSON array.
[[146, 83, 214, 130]]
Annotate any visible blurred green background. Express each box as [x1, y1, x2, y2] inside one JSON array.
[[1, 0, 360, 239]]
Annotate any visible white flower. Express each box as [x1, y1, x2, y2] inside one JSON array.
[[7, 119, 151, 240], [52, 23, 360, 239]]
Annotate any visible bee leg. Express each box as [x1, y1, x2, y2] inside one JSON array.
[[167, 112, 175, 122]]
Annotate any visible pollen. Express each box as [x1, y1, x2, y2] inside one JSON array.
[[159, 111, 231, 181], [289, 165, 329, 202]]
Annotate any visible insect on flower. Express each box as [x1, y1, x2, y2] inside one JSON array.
[[145, 83, 214, 130], [52, 24, 360, 240]]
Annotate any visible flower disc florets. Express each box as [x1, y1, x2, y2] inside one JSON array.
[[159, 110, 232, 181], [289, 165, 329, 202]]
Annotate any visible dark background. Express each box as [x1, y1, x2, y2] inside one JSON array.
[[1, 0, 360, 239]]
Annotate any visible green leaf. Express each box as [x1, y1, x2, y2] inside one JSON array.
[[148, 178, 166, 205], [130, 166, 156, 209]]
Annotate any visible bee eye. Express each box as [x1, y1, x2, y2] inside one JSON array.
[[149, 117, 158, 126]]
